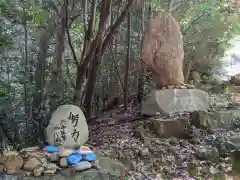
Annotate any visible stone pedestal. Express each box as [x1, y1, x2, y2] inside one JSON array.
[[142, 89, 209, 116], [147, 116, 190, 138], [191, 109, 240, 129]]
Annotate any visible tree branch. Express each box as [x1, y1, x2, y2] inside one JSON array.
[[83, 0, 88, 32], [182, 13, 205, 35], [65, 0, 78, 65], [101, 0, 136, 55]]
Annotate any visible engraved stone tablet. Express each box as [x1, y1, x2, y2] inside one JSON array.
[[45, 105, 89, 148]]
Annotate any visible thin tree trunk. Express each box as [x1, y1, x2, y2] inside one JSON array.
[[124, 12, 131, 111], [73, 0, 97, 105], [137, 0, 145, 102], [148, 0, 152, 19], [49, 6, 67, 113], [23, 11, 28, 116], [31, 21, 57, 141]]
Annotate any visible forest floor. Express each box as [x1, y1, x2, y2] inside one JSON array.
[[87, 98, 240, 180]]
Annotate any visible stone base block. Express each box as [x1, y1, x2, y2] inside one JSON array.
[[141, 89, 209, 116], [191, 110, 240, 129], [227, 86, 240, 93], [147, 117, 190, 138]]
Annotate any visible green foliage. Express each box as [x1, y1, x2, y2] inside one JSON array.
[[180, 1, 240, 77]]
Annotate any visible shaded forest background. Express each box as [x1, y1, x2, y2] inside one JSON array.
[[0, 0, 240, 149]]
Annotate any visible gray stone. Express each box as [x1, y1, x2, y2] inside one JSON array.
[[73, 161, 92, 171], [0, 173, 23, 180], [232, 150, 240, 174], [195, 146, 219, 162], [59, 158, 68, 168], [49, 152, 60, 162], [191, 110, 240, 129], [147, 116, 190, 138], [227, 86, 240, 93], [142, 89, 209, 116], [45, 104, 89, 148], [226, 135, 240, 149], [139, 148, 150, 157], [95, 154, 124, 177], [91, 160, 101, 169]]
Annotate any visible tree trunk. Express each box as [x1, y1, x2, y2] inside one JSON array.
[[73, 0, 97, 105], [23, 9, 28, 116], [49, 6, 67, 113], [124, 12, 131, 111], [83, 0, 136, 120], [137, 0, 145, 102], [31, 21, 57, 141]]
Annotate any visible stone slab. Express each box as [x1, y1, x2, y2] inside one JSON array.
[[191, 110, 240, 129], [141, 89, 209, 116], [147, 116, 190, 138], [226, 86, 240, 93]]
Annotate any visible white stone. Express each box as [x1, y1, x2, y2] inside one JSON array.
[[45, 105, 89, 148], [142, 89, 209, 116]]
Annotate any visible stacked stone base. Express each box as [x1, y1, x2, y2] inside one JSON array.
[[142, 88, 209, 116]]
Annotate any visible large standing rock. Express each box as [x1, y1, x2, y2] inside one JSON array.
[[142, 89, 209, 116], [45, 105, 88, 148], [141, 11, 184, 87]]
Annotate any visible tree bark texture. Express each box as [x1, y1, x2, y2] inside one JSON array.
[[83, 0, 136, 120]]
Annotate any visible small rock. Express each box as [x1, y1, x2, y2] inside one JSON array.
[[74, 161, 92, 171], [44, 169, 56, 175], [189, 137, 201, 144], [23, 157, 41, 171], [139, 148, 150, 157], [129, 161, 137, 171], [60, 158, 68, 168], [20, 146, 40, 153], [45, 163, 59, 170], [0, 165, 4, 173], [27, 152, 46, 162], [167, 85, 174, 89], [143, 137, 151, 146], [169, 137, 178, 145], [134, 127, 144, 139], [148, 147, 155, 153], [50, 152, 60, 162], [91, 160, 101, 169], [179, 85, 187, 89], [59, 147, 73, 157], [24, 171, 32, 176], [195, 146, 219, 162], [188, 167, 201, 176], [27, 152, 48, 167], [33, 166, 44, 177], [60, 169, 75, 177], [1, 153, 24, 173]]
